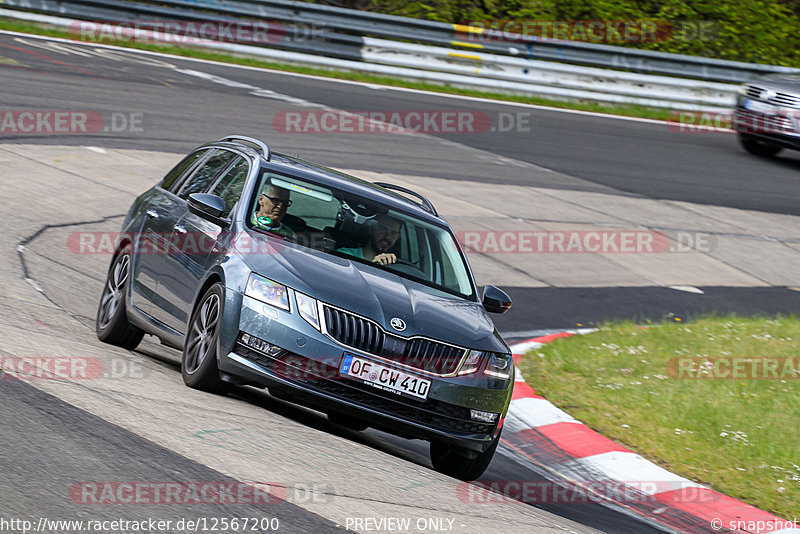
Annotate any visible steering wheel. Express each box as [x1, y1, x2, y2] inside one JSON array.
[[388, 258, 428, 279]]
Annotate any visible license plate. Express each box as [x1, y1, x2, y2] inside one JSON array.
[[340, 354, 431, 400], [743, 98, 776, 114]]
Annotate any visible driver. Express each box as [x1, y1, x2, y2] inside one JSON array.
[[338, 214, 401, 265], [253, 183, 295, 240]]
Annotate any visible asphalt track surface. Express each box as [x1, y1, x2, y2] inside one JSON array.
[[1, 30, 797, 533], [2, 31, 799, 337], [2, 32, 800, 216]]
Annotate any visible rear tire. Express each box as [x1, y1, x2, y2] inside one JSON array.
[[738, 133, 783, 157], [181, 283, 231, 395], [430, 431, 501, 481], [96, 245, 144, 350]]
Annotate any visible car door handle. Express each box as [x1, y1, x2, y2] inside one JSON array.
[[173, 225, 187, 235], [146, 209, 158, 219]]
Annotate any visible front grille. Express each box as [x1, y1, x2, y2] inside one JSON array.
[[771, 92, 800, 108], [234, 342, 496, 435], [323, 306, 385, 355], [402, 338, 465, 375], [322, 305, 466, 375], [746, 85, 764, 100], [746, 84, 800, 108]]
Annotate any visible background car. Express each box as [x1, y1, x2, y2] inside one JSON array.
[[734, 74, 800, 156], [96, 135, 514, 480]]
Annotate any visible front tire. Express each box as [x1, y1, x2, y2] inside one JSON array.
[[96, 245, 144, 350], [430, 431, 501, 481], [181, 283, 231, 394], [738, 133, 783, 157]]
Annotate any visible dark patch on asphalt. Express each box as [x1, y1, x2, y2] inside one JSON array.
[[495, 286, 800, 336]]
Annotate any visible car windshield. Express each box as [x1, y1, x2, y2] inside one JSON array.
[[247, 169, 475, 299]]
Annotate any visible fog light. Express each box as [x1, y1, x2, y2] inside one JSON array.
[[470, 409, 499, 423], [240, 333, 286, 358]]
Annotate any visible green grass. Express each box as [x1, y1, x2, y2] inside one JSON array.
[[0, 17, 674, 121], [517, 316, 800, 518]]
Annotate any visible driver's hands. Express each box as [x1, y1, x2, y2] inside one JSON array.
[[372, 253, 397, 265]]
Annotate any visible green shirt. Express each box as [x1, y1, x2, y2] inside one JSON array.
[[336, 247, 365, 259], [252, 215, 295, 240]]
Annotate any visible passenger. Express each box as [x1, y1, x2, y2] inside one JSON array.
[[253, 184, 295, 240], [338, 214, 401, 265]]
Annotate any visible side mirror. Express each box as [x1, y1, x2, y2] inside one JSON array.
[[483, 285, 512, 314], [188, 193, 229, 227]]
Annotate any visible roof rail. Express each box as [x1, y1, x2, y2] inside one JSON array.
[[373, 182, 437, 216], [219, 135, 270, 160]]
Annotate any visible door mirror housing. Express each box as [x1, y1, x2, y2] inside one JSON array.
[[482, 285, 512, 314], [188, 193, 229, 227]]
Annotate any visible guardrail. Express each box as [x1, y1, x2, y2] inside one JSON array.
[[6, 0, 797, 84], [0, 0, 787, 109]]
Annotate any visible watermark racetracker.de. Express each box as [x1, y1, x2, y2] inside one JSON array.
[[457, 230, 717, 254], [457, 19, 718, 43], [456, 480, 719, 504], [0, 356, 145, 380], [0, 111, 144, 135], [69, 480, 333, 504], [69, 20, 325, 45], [67, 230, 718, 257], [272, 110, 532, 134], [667, 110, 800, 134], [667, 357, 800, 379]]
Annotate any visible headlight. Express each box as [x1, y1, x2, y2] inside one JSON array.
[[295, 291, 320, 330], [484, 353, 513, 380], [245, 273, 289, 311], [738, 85, 748, 95], [458, 349, 483, 375]]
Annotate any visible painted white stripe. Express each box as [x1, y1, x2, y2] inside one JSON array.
[[509, 340, 543, 354], [669, 285, 705, 294], [508, 328, 598, 355], [513, 366, 526, 382], [505, 397, 578, 431], [559, 451, 705, 495]]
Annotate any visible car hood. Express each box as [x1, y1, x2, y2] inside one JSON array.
[[751, 74, 800, 93], [237, 232, 507, 353]]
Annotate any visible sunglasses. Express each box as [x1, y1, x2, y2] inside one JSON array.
[[261, 194, 293, 207]]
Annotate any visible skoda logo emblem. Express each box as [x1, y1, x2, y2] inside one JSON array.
[[764, 89, 777, 102], [390, 317, 406, 331]]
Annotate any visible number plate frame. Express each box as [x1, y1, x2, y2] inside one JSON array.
[[339, 354, 431, 400]]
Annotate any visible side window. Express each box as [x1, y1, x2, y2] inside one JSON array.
[[160, 149, 209, 193], [209, 157, 250, 217], [177, 149, 238, 200]]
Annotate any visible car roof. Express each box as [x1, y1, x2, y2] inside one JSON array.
[[207, 139, 447, 226]]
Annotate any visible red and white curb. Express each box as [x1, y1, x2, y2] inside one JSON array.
[[499, 331, 798, 534]]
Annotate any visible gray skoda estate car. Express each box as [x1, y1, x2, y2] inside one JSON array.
[[96, 136, 513, 480]]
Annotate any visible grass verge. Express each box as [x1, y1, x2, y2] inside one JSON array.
[[516, 316, 800, 518], [0, 17, 674, 121]]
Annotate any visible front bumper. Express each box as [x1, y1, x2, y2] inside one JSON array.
[[733, 104, 800, 149], [218, 294, 512, 452]]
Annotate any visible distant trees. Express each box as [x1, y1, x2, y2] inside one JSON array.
[[315, 0, 800, 66]]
